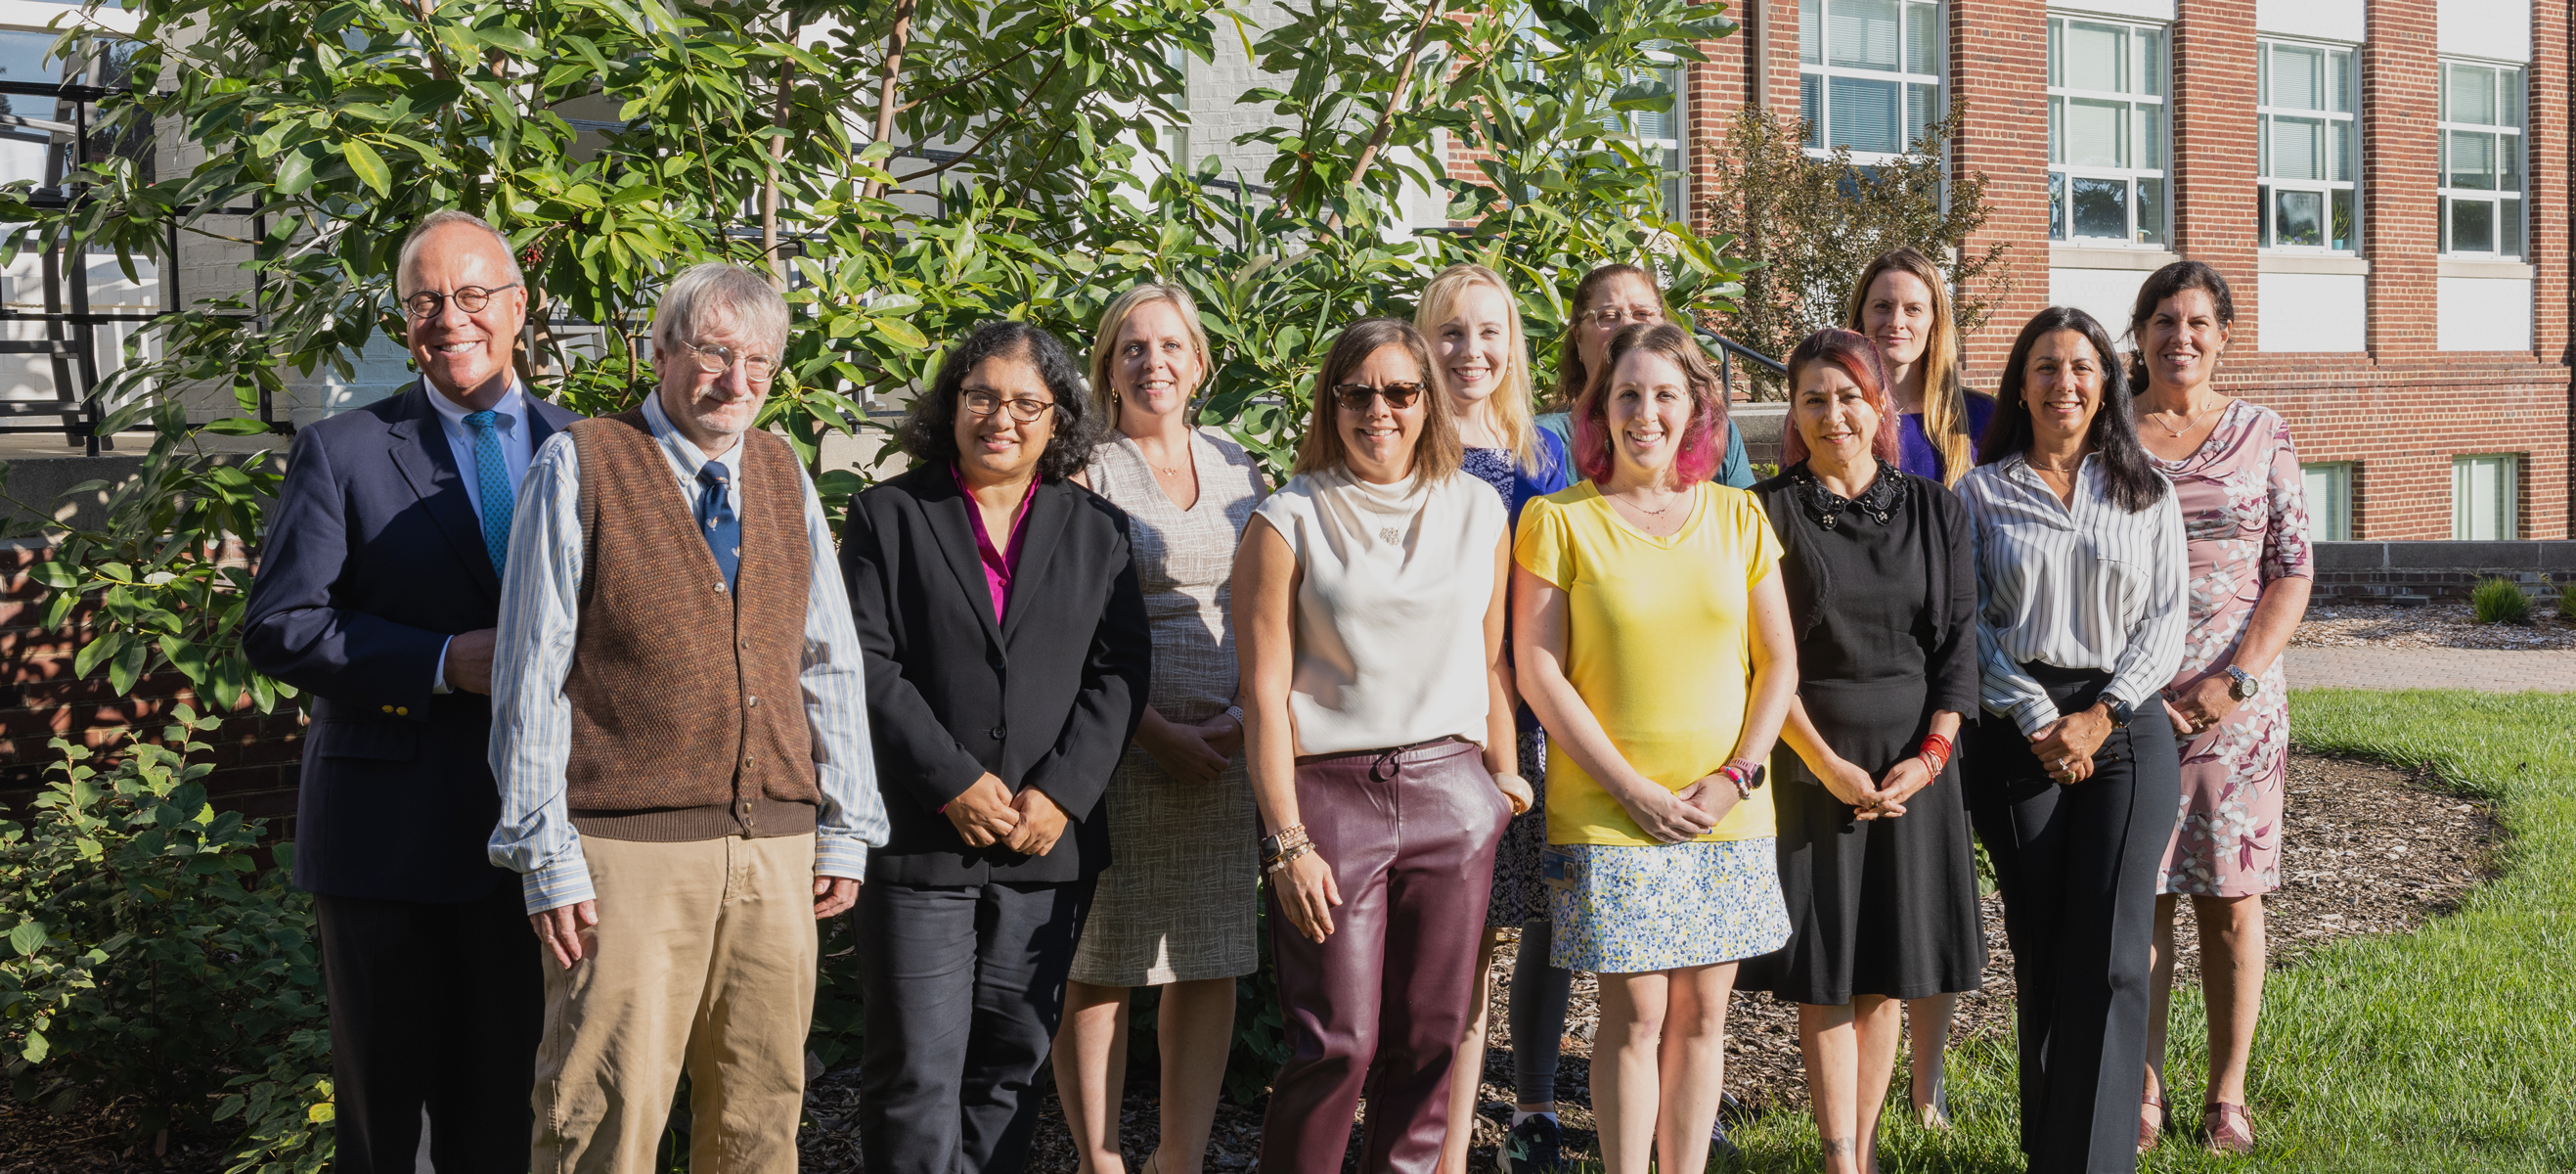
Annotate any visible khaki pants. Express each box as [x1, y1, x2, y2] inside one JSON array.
[[530, 833, 819, 1174]]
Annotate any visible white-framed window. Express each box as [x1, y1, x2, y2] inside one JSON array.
[[1622, 59, 1686, 217], [2257, 38, 2359, 252], [1799, 0, 1943, 159], [0, 28, 60, 188], [2452, 454, 2518, 540], [2301, 462, 2353, 541], [2047, 15, 2167, 247], [2438, 60, 2524, 258]]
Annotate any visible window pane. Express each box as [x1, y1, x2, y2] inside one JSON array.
[[2502, 196, 2522, 256], [2137, 176, 2165, 245], [2066, 22, 2125, 93], [2066, 98, 2126, 167], [2502, 68, 2524, 129], [2071, 175, 2129, 240], [1802, 2, 1822, 65], [1831, 0, 1903, 71], [2047, 19, 2062, 88], [2450, 197, 2494, 252], [2051, 171, 2065, 240], [2258, 184, 2272, 247], [2049, 95, 2062, 164], [2138, 103, 2163, 169], [2438, 196, 2450, 252], [1801, 72, 1824, 149], [0, 30, 56, 118], [2331, 188, 2354, 250], [2137, 26, 2164, 97], [2268, 115, 2323, 180], [1906, 82, 1938, 151], [2302, 465, 2350, 541], [2276, 189, 2323, 247], [2331, 118, 2353, 183], [2447, 62, 2497, 124], [2448, 130, 2496, 190], [1906, 2, 1940, 75], [1829, 75, 1902, 153], [2331, 49, 2356, 113], [2503, 132, 2522, 193], [2268, 44, 2321, 111]]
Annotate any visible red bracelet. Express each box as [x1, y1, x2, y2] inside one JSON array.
[[1918, 733, 1953, 773]]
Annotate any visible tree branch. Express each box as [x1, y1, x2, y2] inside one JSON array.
[[860, 0, 918, 202], [887, 51, 1072, 184], [1325, 0, 1447, 228]]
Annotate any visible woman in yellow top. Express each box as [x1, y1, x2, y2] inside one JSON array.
[[1512, 323, 1799, 1174]]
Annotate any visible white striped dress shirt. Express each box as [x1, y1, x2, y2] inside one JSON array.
[[1958, 453, 2188, 736], [486, 393, 888, 914]]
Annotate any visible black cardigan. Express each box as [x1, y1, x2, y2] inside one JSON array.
[[840, 463, 1152, 886]]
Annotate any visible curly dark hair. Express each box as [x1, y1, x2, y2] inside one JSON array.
[[1979, 306, 2167, 514], [899, 320, 1101, 481]]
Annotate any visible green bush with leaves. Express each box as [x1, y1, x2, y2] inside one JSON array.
[[2471, 576, 2532, 624], [0, 706, 327, 1162], [2556, 579, 2576, 622]]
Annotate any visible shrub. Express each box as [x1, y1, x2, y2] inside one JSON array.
[[2470, 577, 2531, 624], [0, 706, 329, 1165], [2557, 579, 2576, 622]]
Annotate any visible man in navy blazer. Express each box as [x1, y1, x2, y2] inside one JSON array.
[[244, 211, 579, 1174]]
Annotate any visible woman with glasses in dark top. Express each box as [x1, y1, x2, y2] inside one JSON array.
[[1236, 318, 1530, 1173], [1958, 306, 2186, 1174], [1535, 263, 1755, 488]]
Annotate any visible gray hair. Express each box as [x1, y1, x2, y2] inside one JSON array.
[[395, 210, 523, 296], [651, 262, 789, 357]]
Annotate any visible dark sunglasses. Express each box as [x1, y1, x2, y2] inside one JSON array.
[[1330, 382, 1426, 412]]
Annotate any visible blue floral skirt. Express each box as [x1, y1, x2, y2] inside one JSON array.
[[1547, 838, 1791, 973]]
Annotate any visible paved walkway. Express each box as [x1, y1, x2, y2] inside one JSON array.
[[2287, 647, 2576, 693]]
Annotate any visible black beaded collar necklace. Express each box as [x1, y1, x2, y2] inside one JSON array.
[[1792, 465, 1907, 529]]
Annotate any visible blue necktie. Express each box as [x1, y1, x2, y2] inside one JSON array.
[[464, 410, 512, 575], [698, 461, 739, 591]]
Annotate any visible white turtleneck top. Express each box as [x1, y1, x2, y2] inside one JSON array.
[[1253, 464, 1507, 757]]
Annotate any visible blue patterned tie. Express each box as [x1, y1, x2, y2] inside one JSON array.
[[464, 410, 512, 575], [698, 461, 739, 592]]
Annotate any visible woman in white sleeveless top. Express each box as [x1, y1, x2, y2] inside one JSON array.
[[1052, 284, 1268, 1174], [1235, 318, 1532, 1173]]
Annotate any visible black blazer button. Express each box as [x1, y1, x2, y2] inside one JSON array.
[[988, 726, 1006, 741]]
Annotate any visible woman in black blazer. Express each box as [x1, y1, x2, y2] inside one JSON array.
[[841, 319, 1152, 1174]]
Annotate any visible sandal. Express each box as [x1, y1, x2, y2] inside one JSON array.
[[1914, 1066, 1950, 1130], [2204, 1101, 2253, 1155], [2139, 1081, 2167, 1152]]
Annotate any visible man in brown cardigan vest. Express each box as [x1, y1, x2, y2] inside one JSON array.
[[487, 263, 888, 1173]]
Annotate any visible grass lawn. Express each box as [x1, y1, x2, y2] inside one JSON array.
[[1606, 689, 2576, 1173]]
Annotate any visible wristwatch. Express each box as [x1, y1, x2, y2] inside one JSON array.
[[2225, 665, 2261, 701], [2101, 696, 2136, 728]]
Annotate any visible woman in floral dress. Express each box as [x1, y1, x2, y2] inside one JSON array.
[[2126, 262, 2313, 1157]]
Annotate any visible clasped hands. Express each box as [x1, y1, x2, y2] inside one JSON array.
[[2027, 703, 2115, 785], [1619, 771, 1745, 844], [1814, 753, 1937, 820], [944, 772, 1070, 857], [2160, 674, 2240, 739], [1134, 710, 1243, 786]]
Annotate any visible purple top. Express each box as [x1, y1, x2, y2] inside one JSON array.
[[1897, 392, 1997, 482], [951, 463, 1038, 621]]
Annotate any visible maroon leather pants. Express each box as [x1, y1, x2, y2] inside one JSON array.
[[1259, 738, 1511, 1174]]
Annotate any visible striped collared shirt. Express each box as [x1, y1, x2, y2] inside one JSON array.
[[486, 393, 888, 914], [1958, 452, 2188, 736]]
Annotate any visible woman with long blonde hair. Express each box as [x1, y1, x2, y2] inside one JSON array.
[[1843, 247, 1995, 489], [1415, 264, 1577, 1174]]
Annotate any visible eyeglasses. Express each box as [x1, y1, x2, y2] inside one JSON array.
[[1330, 382, 1426, 412], [686, 340, 780, 386], [1586, 307, 1664, 328], [962, 389, 1056, 423], [400, 283, 522, 320]]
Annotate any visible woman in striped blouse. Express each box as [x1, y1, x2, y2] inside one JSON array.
[[1957, 306, 2187, 1174]]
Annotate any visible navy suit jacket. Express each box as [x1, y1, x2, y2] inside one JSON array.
[[244, 384, 582, 902]]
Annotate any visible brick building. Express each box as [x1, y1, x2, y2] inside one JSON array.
[[1668, 0, 2568, 540]]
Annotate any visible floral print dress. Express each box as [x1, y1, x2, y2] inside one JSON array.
[[2150, 400, 2313, 897]]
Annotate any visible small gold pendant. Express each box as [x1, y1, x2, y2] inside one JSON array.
[[1379, 526, 1401, 544]]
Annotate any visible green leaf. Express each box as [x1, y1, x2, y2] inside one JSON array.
[[200, 417, 274, 436], [342, 140, 392, 197], [21, 1030, 46, 1064], [873, 317, 929, 350], [9, 920, 46, 957]]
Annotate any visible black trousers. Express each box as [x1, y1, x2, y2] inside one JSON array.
[[856, 878, 1097, 1174], [1968, 670, 2179, 1174], [313, 880, 544, 1174]]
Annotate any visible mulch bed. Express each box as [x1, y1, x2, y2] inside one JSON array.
[[0, 754, 2499, 1173]]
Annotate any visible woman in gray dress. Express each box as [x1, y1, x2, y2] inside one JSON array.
[[1052, 283, 1267, 1174]]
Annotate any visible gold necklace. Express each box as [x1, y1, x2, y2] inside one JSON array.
[[1614, 487, 1686, 518], [2146, 398, 2224, 437]]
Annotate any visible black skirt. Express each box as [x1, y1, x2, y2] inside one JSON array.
[[1742, 674, 1987, 1005]]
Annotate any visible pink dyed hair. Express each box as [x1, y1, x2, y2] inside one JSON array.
[[1780, 328, 1905, 470], [1570, 323, 1727, 485]]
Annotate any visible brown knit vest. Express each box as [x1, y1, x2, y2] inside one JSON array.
[[560, 409, 821, 842]]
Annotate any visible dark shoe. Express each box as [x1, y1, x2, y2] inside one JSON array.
[[2204, 1102, 2253, 1155], [1708, 1093, 1744, 1161], [1503, 1112, 1562, 1174]]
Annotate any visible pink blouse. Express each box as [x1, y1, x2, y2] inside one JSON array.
[[951, 464, 1038, 621]]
